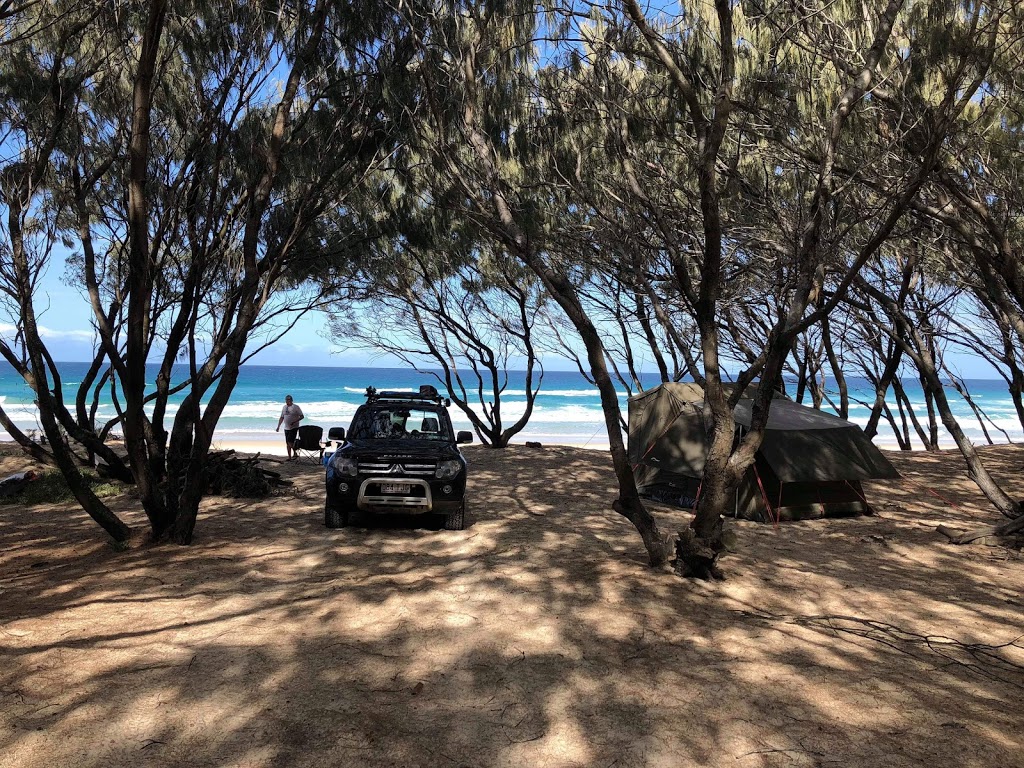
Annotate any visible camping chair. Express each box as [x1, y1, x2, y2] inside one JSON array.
[[293, 424, 325, 464]]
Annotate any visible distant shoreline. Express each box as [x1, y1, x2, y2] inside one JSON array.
[[212, 437, 614, 457], [0, 434, 1016, 455], [3, 361, 1021, 449]]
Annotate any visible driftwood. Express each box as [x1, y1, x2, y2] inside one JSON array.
[[937, 522, 1024, 548], [206, 451, 292, 497]]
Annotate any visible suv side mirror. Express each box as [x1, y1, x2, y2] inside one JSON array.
[[457, 430, 473, 444], [328, 427, 346, 441]]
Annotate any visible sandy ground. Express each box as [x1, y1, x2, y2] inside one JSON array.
[[209, 437, 614, 457], [1, 442, 1023, 768]]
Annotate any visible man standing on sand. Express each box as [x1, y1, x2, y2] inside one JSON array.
[[276, 395, 304, 460]]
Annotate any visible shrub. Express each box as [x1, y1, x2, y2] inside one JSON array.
[[0, 470, 128, 506]]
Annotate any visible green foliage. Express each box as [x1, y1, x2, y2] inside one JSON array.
[[0, 471, 128, 507]]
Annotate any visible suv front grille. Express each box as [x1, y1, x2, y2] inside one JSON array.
[[359, 461, 436, 477]]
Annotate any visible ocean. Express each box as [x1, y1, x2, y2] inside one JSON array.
[[0, 363, 1020, 451]]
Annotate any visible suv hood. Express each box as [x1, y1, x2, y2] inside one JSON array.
[[339, 439, 461, 459]]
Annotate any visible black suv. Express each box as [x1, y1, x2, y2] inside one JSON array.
[[324, 386, 473, 530]]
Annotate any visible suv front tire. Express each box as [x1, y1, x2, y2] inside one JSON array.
[[325, 502, 349, 529], [444, 501, 466, 531]]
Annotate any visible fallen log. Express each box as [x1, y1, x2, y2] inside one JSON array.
[[937, 521, 1024, 548]]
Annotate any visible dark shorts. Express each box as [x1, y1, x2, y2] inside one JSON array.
[[284, 428, 298, 444]]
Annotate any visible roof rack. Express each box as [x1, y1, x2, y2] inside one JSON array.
[[365, 385, 447, 406]]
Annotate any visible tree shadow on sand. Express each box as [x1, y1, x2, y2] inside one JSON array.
[[1, 444, 1022, 767]]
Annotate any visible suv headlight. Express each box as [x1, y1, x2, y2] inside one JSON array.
[[332, 455, 358, 477], [435, 459, 462, 480]]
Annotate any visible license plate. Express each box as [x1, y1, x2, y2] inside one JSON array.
[[380, 483, 411, 494]]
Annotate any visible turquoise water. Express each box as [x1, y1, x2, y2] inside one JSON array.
[[0, 363, 1019, 449]]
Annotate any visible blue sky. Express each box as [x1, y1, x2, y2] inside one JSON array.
[[3, 265, 566, 369], [1, 279, 374, 367]]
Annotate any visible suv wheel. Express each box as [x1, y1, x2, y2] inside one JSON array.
[[325, 502, 349, 529], [444, 501, 466, 531]]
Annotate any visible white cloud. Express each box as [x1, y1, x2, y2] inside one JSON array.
[[0, 323, 94, 343], [39, 326, 95, 342]]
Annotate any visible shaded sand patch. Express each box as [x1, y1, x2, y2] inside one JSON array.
[[1, 443, 1022, 768]]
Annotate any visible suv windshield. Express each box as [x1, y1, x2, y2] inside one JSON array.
[[348, 405, 451, 441]]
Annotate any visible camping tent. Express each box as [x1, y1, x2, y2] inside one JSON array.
[[627, 383, 900, 522]]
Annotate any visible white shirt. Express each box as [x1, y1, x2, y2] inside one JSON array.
[[280, 403, 304, 430]]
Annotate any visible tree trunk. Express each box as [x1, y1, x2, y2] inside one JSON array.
[[794, 340, 809, 404], [860, 279, 1024, 520], [882, 399, 912, 450], [635, 293, 671, 384], [920, 365, 1022, 519], [122, 0, 169, 535], [0, 403, 54, 465], [14, 287, 130, 543], [821, 314, 849, 419], [35, 392, 131, 542], [535, 269, 673, 566], [892, 376, 935, 450], [452, 27, 673, 565], [4, 165, 131, 543], [1010, 372, 1024, 434], [945, 373, 997, 445], [864, 343, 904, 439]]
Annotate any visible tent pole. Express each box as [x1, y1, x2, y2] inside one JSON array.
[[753, 464, 779, 527]]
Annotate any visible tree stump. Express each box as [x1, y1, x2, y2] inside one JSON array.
[[673, 520, 734, 580]]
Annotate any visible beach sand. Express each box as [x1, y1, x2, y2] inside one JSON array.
[[0, 442, 1022, 767], [212, 436, 614, 457], [213, 437, 294, 457]]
